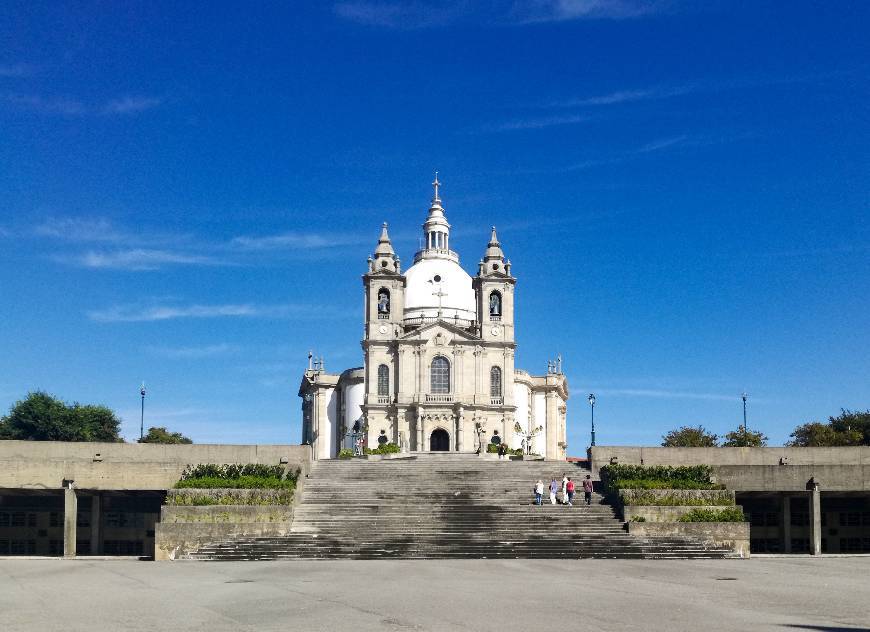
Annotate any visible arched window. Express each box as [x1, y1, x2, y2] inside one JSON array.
[[489, 291, 502, 317], [490, 366, 502, 397], [377, 288, 390, 315], [430, 356, 450, 394], [377, 364, 389, 397]]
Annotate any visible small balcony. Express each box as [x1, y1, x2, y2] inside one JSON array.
[[490, 397, 503, 406], [490, 315, 501, 322], [377, 314, 390, 320], [377, 396, 391, 405], [425, 394, 454, 403]]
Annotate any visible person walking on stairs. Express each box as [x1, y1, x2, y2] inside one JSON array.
[[549, 478, 558, 505], [565, 478, 575, 506], [561, 474, 568, 505], [582, 475, 594, 506], [534, 480, 544, 505]]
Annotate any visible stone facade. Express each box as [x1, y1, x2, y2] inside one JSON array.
[[299, 177, 569, 459]]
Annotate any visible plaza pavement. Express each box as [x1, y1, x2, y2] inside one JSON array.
[[0, 558, 868, 631]]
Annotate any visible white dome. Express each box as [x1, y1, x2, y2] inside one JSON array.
[[403, 257, 476, 321]]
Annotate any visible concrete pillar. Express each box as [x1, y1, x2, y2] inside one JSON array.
[[781, 495, 792, 554], [90, 493, 101, 556], [63, 486, 77, 558], [810, 483, 822, 556]]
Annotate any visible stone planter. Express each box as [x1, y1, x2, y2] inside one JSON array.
[[628, 521, 750, 558], [623, 505, 743, 523]]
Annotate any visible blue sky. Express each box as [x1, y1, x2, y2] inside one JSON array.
[[0, 1, 868, 448]]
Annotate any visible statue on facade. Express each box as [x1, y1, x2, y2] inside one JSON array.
[[378, 291, 390, 314], [489, 292, 501, 316]]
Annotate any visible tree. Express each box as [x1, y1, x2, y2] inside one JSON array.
[[138, 426, 193, 444], [661, 425, 719, 447], [787, 410, 869, 446], [722, 427, 768, 447], [0, 391, 122, 442]]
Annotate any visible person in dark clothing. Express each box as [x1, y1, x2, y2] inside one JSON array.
[[582, 475, 594, 506]]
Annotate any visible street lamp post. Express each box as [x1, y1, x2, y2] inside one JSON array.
[[741, 392, 748, 437], [139, 382, 146, 441], [588, 393, 596, 447]]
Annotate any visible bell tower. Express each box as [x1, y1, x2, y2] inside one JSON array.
[[474, 227, 516, 344], [364, 222, 405, 342]]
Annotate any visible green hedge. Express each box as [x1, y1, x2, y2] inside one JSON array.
[[175, 463, 299, 489], [618, 489, 735, 506], [338, 448, 354, 459], [166, 489, 294, 506], [366, 442, 400, 455], [678, 507, 746, 522], [486, 443, 524, 456], [599, 465, 721, 492]]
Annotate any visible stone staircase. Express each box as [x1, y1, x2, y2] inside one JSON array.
[[186, 454, 732, 560]]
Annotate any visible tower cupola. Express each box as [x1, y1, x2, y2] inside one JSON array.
[[415, 172, 458, 264], [478, 226, 509, 276], [369, 222, 400, 274]]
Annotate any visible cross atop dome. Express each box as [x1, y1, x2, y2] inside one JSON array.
[[432, 171, 441, 203]]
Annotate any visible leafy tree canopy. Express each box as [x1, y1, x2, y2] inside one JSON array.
[[138, 426, 193, 444], [787, 410, 870, 447], [722, 427, 768, 447], [0, 391, 122, 442], [661, 425, 719, 447]]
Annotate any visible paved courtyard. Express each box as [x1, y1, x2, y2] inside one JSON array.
[[0, 558, 868, 631]]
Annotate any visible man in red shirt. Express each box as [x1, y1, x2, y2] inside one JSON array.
[[565, 478, 575, 506]]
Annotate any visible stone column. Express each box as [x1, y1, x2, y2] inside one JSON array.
[[781, 495, 791, 554], [90, 493, 102, 556], [810, 483, 822, 556], [416, 409, 424, 452], [63, 485, 77, 558], [456, 408, 463, 452], [545, 391, 559, 459]]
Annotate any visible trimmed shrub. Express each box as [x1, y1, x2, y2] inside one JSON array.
[[618, 489, 735, 506], [630, 516, 647, 522], [175, 463, 299, 490], [678, 507, 746, 522], [599, 465, 721, 492], [338, 448, 354, 459], [365, 442, 400, 455], [166, 489, 294, 506]]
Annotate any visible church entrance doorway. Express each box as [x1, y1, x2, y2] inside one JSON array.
[[430, 428, 450, 451]]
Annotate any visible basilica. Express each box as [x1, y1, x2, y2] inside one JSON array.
[[299, 177, 569, 459]]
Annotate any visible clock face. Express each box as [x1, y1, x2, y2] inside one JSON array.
[[491, 326, 501, 336], [378, 325, 388, 334]]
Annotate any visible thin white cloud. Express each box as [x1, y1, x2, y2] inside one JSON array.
[[3, 93, 162, 116], [550, 85, 695, 109], [334, 0, 669, 28], [145, 343, 239, 359], [595, 388, 741, 402], [481, 113, 590, 133], [511, 0, 667, 24], [0, 63, 34, 77], [4, 93, 86, 115], [102, 96, 162, 115], [88, 302, 313, 323], [230, 231, 367, 250], [59, 249, 224, 271], [35, 217, 126, 242], [334, 1, 468, 28], [635, 134, 690, 153]]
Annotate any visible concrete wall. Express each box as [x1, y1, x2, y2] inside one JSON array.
[[0, 441, 310, 491], [628, 521, 750, 558], [590, 446, 870, 470], [715, 465, 870, 492]]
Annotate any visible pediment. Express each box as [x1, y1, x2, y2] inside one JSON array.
[[399, 319, 480, 343]]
